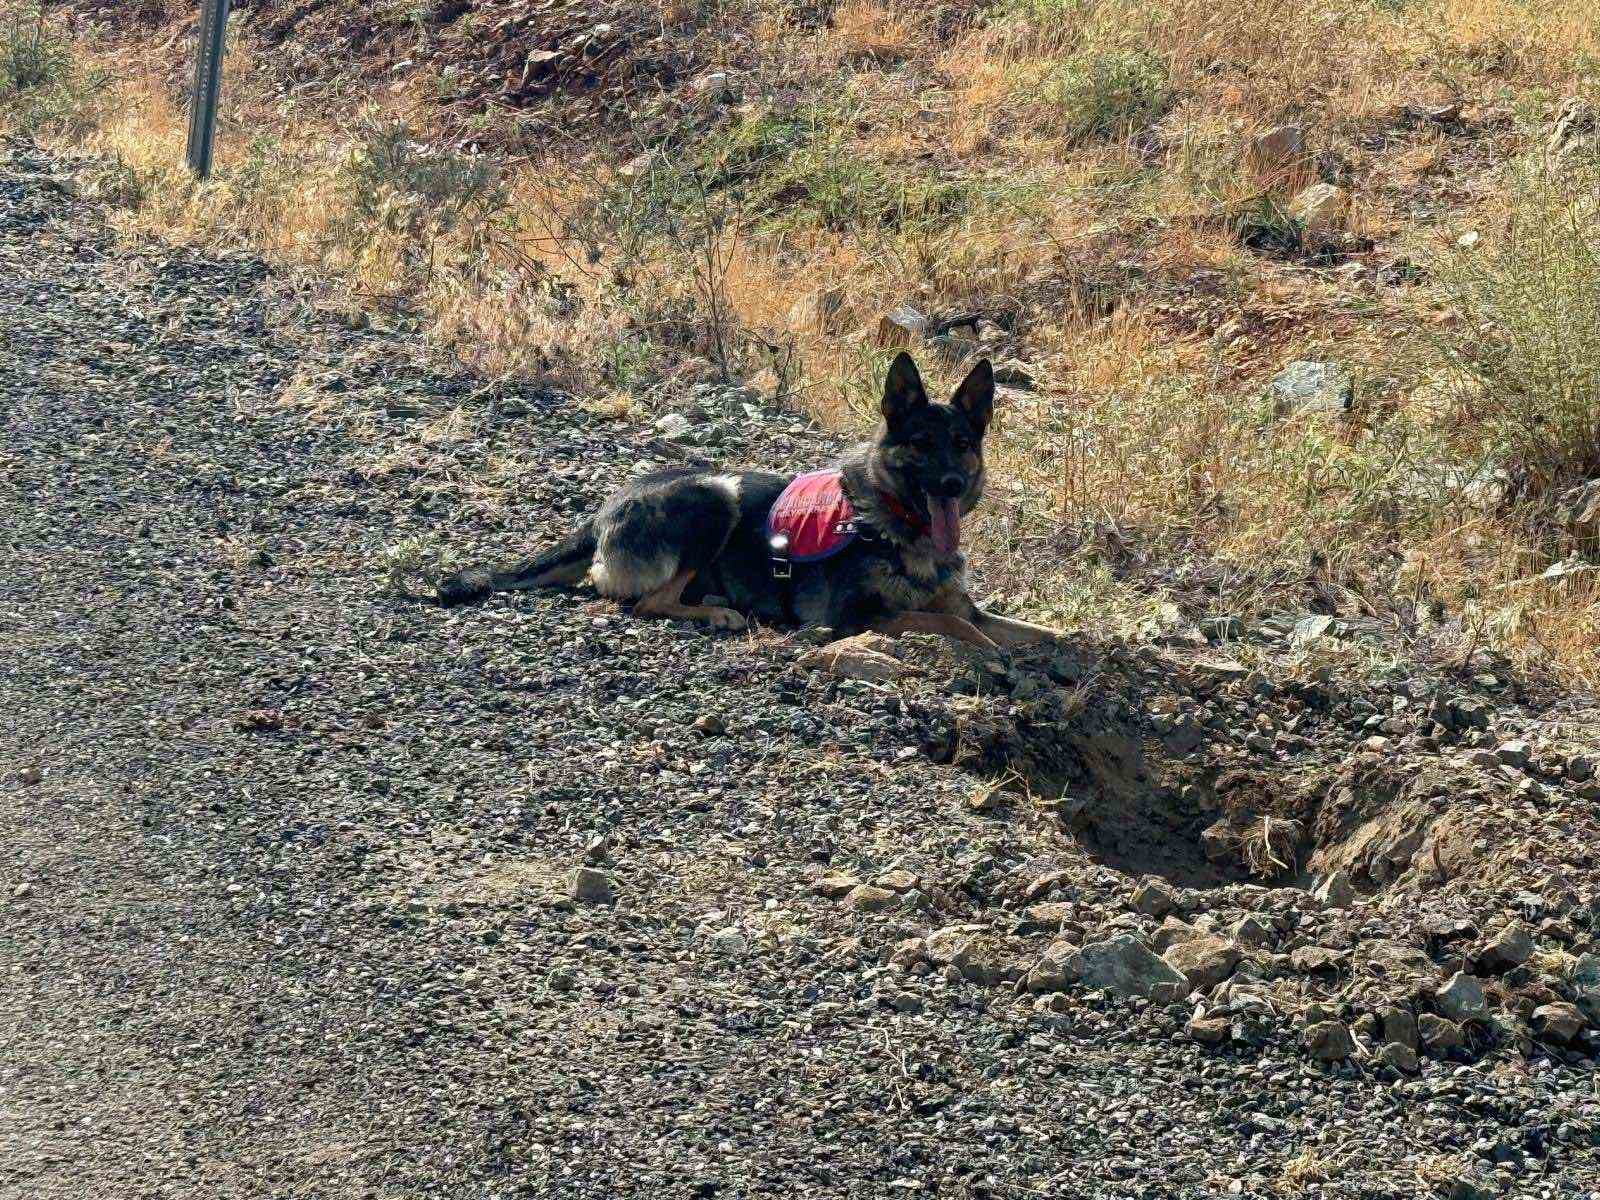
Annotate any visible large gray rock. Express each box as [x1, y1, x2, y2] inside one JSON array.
[[1268, 361, 1352, 418], [1435, 971, 1490, 1023], [1068, 934, 1190, 1002]]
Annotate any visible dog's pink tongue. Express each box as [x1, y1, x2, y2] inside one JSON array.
[[929, 496, 961, 556]]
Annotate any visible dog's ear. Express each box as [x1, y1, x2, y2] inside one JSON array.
[[881, 351, 928, 427], [951, 358, 994, 436]]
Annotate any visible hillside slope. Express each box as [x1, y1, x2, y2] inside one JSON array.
[[25, 0, 1600, 684]]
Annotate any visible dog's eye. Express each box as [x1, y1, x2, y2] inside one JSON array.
[[953, 437, 970, 452]]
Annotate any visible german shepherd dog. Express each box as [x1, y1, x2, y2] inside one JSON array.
[[436, 352, 1060, 652]]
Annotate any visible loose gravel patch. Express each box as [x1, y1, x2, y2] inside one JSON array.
[[3, 139, 1598, 1200]]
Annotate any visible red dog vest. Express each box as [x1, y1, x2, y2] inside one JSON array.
[[766, 469, 859, 567]]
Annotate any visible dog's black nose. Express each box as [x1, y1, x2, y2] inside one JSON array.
[[933, 474, 965, 499]]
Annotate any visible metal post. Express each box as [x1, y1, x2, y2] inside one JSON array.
[[185, 0, 231, 179]]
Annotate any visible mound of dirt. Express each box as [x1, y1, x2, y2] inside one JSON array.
[[856, 629, 1600, 1067]]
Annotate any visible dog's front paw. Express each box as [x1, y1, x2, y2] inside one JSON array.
[[707, 607, 748, 631]]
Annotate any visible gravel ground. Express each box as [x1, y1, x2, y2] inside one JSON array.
[[3, 140, 1598, 1200]]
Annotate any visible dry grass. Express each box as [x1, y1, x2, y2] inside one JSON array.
[[10, 0, 1600, 683]]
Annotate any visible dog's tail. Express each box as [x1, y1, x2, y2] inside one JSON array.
[[435, 520, 597, 607]]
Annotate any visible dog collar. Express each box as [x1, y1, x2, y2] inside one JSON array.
[[875, 489, 930, 536]]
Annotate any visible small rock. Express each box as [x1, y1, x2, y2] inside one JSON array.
[[1228, 915, 1274, 950], [12, 881, 33, 899], [692, 713, 727, 736], [875, 304, 927, 348], [1288, 183, 1350, 243], [1419, 1013, 1466, 1052], [1268, 361, 1352, 418], [707, 926, 748, 955], [797, 634, 907, 682], [1380, 1005, 1419, 1050], [1187, 1013, 1230, 1044], [654, 412, 695, 440], [1478, 920, 1534, 973], [1495, 739, 1531, 767], [1375, 1041, 1420, 1074], [1026, 943, 1078, 993], [1532, 1001, 1584, 1042], [789, 286, 846, 334], [1435, 971, 1489, 1023], [1312, 870, 1357, 909], [876, 869, 919, 893], [1249, 124, 1305, 166], [1067, 934, 1190, 1002], [844, 884, 898, 913], [569, 867, 614, 905], [811, 873, 862, 899], [1130, 878, 1176, 917], [1304, 1020, 1356, 1061], [1163, 936, 1242, 992], [990, 359, 1036, 389]]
